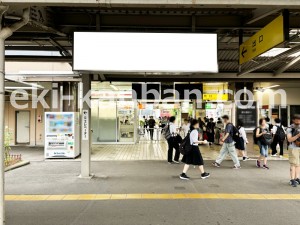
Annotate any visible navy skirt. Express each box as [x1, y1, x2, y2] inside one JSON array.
[[182, 145, 204, 166]]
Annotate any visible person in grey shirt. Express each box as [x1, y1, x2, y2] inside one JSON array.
[[212, 115, 241, 169], [287, 114, 300, 187]]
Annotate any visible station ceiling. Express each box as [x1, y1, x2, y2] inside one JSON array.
[[3, 4, 300, 81]]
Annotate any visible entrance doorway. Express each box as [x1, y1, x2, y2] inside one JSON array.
[[15, 111, 30, 144]]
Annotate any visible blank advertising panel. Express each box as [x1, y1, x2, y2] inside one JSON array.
[[73, 32, 218, 73]]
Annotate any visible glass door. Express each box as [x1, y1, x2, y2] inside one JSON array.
[[91, 100, 117, 142]]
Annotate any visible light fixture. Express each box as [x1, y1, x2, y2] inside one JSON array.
[[254, 85, 280, 92], [109, 82, 118, 91], [5, 87, 38, 90], [259, 48, 300, 58]]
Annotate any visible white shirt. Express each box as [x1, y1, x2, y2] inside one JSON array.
[[182, 123, 190, 136], [271, 123, 285, 135], [238, 127, 248, 143], [169, 122, 177, 135], [190, 129, 199, 146]]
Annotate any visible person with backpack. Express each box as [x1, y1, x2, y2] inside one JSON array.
[[286, 114, 300, 187], [271, 118, 286, 158], [179, 119, 210, 180], [255, 118, 271, 169], [235, 119, 249, 161], [165, 116, 180, 164], [212, 115, 241, 169]]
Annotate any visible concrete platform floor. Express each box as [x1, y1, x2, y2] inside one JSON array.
[[10, 139, 289, 162], [4, 160, 300, 225]]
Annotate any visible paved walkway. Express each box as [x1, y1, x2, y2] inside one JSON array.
[[4, 160, 299, 225], [10, 134, 289, 162]]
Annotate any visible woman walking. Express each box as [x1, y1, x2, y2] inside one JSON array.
[[179, 119, 210, 180], [256, 118, 270, 169], [235, 119, 249, 161]]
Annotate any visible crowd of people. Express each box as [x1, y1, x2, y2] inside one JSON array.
[[161, 114, 300, 188]]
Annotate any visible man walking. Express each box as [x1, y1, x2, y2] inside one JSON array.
[[212, 115, 241, 169], [271, 118, 285, 158], [148, 116, 156, 140], [286, 114, 300, 187]]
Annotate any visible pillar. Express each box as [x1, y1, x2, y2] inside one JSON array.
[[80, 75, 92, 178]]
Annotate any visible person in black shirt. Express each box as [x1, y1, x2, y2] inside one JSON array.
[[206, 118, 215, 143], [148, 116, 156, 140]]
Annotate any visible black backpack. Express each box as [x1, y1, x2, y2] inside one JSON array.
[[253, 127, 259, 144], [227, 123, 239, 143], [179, 132, 192, 155], [275, 125, 286, 141]]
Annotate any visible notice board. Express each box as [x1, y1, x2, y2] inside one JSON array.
[[236, 101, 257, 128]]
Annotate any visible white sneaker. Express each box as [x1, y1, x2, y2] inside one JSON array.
[[271, 154, 277, 157]]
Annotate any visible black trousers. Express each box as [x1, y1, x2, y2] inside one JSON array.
[[149, 127, 154, 140], [271, 135, 284, 156], [167, 138, 180, 162]]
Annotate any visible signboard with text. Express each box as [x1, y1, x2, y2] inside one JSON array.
[[82, 110, 89, 141], [239, 14, 288, 64], [236, 101, 257, 129]]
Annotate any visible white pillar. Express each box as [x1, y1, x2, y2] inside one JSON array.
[[80, 75, 92, 178], [0, 34, 5, 225]]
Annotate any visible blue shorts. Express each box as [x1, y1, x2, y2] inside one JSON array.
[[258, 141, 268, 157]]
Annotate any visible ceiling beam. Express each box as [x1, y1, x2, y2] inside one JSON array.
[[245, 8, 281, 24], [238, 45, 300, 76], [274, 55, 300, 76]]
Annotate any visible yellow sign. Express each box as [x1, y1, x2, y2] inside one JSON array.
[[239, 14, 285, 64], [203, 94, 228, 101]]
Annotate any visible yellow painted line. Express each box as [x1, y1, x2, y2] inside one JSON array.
[[4, 194, 300, 201]]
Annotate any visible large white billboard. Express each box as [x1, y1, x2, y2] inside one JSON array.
[[73, 32, 218, 73]]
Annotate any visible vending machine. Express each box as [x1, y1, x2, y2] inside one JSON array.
[[44, 112, 80, 158]]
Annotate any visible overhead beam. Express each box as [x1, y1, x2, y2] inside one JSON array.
[[274, 55, 300, 76], [49, 37, 71, 57], [2, 0, 300, 7], [245, 7, 281, 24], [237, 45, 300, 76], [4, 55, 72, 62]]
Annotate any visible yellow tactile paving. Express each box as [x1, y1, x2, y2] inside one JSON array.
[[4, 193, 300, 201]]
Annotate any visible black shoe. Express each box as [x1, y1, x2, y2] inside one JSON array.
[[179, 173, 190, 180], [212, 162, 220, 168], [263, 165, 269, 170], [201, 172, 210, 179], [290, 179, 298, 187], [295, 178, 300, 185]]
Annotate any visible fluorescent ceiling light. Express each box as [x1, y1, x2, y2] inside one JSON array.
[[5, 87, 38, 90], [254, 85, 280, 92], [263, 85, 280, 89], [74, 32, 218, 73], [260, 48, 290, 57], [109, 84, 118, 91], [260, 48, 300, 58]]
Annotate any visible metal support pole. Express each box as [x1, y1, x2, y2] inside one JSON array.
[[80, 74, 92, 178], [0, 7, 29, 225], [0, 34, 5, 225]]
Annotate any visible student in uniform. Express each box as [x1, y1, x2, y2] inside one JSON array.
[[235, 119, 249, 161], [179, 119, 210, 180]]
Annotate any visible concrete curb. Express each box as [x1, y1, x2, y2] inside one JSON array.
[[5, 161, 30, 172]]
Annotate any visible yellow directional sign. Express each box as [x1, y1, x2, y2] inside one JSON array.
[[239, 14, 286, 65], [203, 94, 228, 101]]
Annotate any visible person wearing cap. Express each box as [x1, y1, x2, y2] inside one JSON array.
[[212, 115, 241, 169]]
